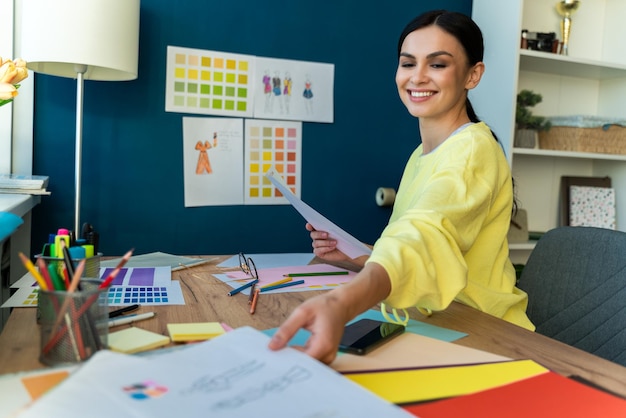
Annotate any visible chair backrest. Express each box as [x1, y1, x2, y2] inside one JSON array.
[[517, 226, 626, 367]]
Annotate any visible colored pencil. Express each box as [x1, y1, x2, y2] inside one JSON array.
[[100, 248, 134, 288], [282, 271, 349, 278], [260, 279, 305, 293], [249, 288, 260, 314], [18, 252, 48, 291], [36, 257, 57, 291], [260, 277, 292, 289], [227, 279, 258, 296]]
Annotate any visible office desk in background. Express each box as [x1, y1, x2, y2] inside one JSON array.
[[0, 194, 40, 330], [0, 255, 625, 398]]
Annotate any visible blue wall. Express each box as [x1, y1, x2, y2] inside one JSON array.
[[31, 0, 472, 256]]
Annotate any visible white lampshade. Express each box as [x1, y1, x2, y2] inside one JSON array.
[[18, 0, 140, 235], [20, 0, 140, 81]]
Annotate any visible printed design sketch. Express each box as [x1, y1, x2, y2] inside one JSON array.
[[283, 72, 292, 113], [244, 119, 302, 205], [302, 74, 313, 115], [254, 57, 334, 123], [183, 117, 245, 207], [182, 360, 264, 395], [165, 46, 255, 117], [195, 132, 218, 174], [211, 366, 311, 411]]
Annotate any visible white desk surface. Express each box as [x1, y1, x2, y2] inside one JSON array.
[[0, 194, 40, 218]]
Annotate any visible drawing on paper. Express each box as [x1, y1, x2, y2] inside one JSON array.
[[211, 366, 311, 411], [183, 117, 245, 207], [253, 57, 334, 123], [195, 132, 218, 174]]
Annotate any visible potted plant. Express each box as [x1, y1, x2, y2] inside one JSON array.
[[515, 89, 551, 148]]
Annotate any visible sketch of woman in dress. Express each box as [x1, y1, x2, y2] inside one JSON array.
[[195, 132, 218, 174], [272, 71, 283, 114], [283, 71, 292, 114], [302, 74, 313, 114], [262, 70, 272, 113]]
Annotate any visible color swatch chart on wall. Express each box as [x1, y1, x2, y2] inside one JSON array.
[[165, 46, 255, 117], [101, 266, 185, 307], [244, 119, 302, 204]]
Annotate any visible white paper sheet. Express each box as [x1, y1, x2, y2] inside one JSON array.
[[18, 327, 411, 417], [265, 168, 372, 259]]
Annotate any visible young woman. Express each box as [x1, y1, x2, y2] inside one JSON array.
[[269, 10, 535, 364]]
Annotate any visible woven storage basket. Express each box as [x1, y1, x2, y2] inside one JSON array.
[[538, 124, 626, 154]]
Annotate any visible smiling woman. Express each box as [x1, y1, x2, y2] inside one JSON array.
[[269, 9, 534, 365]]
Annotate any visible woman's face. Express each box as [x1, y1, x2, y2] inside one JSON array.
[[395, 25, 481, 121]]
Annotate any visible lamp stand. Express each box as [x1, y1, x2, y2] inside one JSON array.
[[74, 64, 87, 235]]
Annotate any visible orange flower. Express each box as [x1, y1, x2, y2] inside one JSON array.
[[0, 57, 28, 84], [0, 82, 18, 101], [0, 57, 28, 106]]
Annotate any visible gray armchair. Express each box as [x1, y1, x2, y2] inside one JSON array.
[[517, 226, 626, 367]]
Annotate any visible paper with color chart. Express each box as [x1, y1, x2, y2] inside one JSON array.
[[18, 327, 412, 418], [265, 168, 372, 259]]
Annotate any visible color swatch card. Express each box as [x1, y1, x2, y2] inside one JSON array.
[[3, 268, 186, 307], [1, 286, 39, 308], [101, 266, 172, 287], [244, 119, 302, 204], [105, 280, 184, 306], [165, 46, 255, 117]]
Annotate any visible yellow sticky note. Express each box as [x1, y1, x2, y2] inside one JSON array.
[[167, 322, 225, 342], [108, 327, 170, 354]]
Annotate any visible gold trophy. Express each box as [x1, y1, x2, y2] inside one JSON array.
[[556, 0, 580, 56]]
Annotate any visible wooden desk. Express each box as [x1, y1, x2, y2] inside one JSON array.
[[1, 255, 625, 398]]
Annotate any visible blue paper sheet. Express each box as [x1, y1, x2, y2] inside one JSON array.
[[0, 212, 23, 242]]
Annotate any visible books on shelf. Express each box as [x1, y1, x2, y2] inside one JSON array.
[[0, 174, 50, 195]]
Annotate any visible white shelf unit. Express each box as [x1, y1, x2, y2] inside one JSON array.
[[472, 0, 626, 258]]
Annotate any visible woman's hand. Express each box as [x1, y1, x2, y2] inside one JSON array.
[[268, 291, 349, 364], [306, 223, 350, 262], [268, 263, 392, 364]]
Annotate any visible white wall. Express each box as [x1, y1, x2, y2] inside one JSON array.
[[1, 0, 33, 175]]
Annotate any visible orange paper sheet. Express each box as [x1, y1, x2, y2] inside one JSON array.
[[403, 371, 626, 417]]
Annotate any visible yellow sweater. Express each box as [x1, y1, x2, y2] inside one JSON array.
[[367, 122, 535, 330]]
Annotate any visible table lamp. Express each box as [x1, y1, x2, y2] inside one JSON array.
[[19, 0, 140, 234]]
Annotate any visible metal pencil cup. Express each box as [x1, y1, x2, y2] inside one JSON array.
[[38, 279, 108, 366], [35, 253, 102, 279]]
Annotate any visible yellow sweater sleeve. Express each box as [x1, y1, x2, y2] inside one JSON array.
[[367, 123, 534, 330]]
